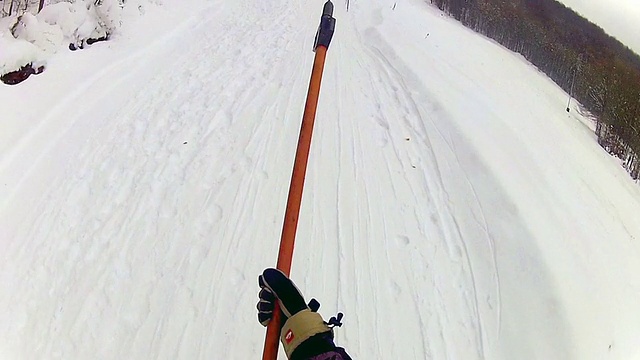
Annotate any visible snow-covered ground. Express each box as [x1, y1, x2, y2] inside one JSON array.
[[1, 0, 640, 359]]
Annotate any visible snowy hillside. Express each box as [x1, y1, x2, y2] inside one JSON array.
[[2, 0, 640, 359], [554, 0, 640, 54]]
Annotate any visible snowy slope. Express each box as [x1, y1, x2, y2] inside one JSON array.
[[2, 0, 640, 359]]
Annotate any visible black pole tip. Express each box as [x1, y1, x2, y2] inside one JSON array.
[[323, 0, 334, 17]]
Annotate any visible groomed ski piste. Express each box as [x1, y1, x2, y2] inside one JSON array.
[[2, 0, 640, 359]]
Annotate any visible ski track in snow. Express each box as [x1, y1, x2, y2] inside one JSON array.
[[293, 3, 501, 358], [1, 0, 316, 358], [0, 0, 529, 359], [2, 0, 640, 359]]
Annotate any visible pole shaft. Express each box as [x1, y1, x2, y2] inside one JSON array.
[[277, 45, 327, 275], [261, 45, 328, 360]]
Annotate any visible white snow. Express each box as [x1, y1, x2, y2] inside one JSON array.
[[1, 0, 640, 359], [0, 0, 157, 76], [0, 29, 46, 75]]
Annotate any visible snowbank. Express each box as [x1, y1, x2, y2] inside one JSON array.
[[0, 0, 158, 78], [38, 2, 105, 44], [0, 30, 45, 75], [12, 12, 64, 53]]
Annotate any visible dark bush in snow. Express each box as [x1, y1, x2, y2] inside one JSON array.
[[1, 62, 44, 85], [69, 33, 110, 51]]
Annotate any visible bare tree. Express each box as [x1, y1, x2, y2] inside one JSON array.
[[1, 0, 45, 17], [0, 0, 14, 17]]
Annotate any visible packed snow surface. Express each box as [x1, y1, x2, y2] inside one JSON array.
[[1, 0, 640, 359]]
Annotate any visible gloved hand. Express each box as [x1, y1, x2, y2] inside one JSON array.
[[257, 268, 309, 326], [257, 268, 331, 358]]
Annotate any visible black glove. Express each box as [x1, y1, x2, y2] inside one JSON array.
[[257, 268, 309, 326], [257, 268, 334, 359]]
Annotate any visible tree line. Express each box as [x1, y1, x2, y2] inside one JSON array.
[[431, 0, 640, 180], [0, 0, 45, 16]]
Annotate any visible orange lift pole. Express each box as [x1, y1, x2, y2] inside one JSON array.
[[262, 1, 336, 359]]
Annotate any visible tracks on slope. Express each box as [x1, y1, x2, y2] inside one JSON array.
[[1, 1, 317, 358], [329, 2, 503, 358]]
